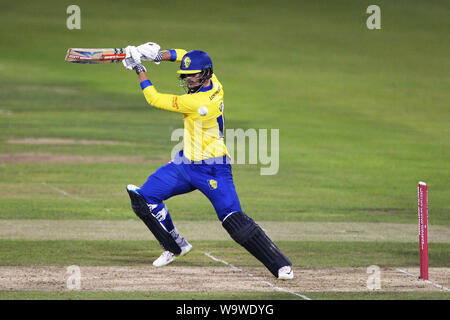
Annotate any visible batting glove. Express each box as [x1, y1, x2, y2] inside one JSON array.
[[137, 42, 161, 64], [122, 57, 137, 70], [126, 45, 142, 62], [122, 45, 143, 70], [133, 63, 147, 74]]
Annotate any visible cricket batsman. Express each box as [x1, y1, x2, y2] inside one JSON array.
[[122, 42, 293, 280]]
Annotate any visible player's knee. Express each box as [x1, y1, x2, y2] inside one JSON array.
[[125, 186, 181, 255], [127, 186, 163, 218], [221, 211, 256, 244], [136, 197, 168, 223], [137, 189, 159, 205]]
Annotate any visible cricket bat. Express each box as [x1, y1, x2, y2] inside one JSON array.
[[65, 48, 126, 64]]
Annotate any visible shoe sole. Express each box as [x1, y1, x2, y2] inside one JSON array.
[[278, 271, 294, 280]]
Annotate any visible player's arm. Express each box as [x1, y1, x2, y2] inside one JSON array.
[[135, 42, 187, 64], [154, 49, 188, 63], [136, 71, 195, 114], [123, 45, 194, 113]]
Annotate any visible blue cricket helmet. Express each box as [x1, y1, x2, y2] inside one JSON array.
[[177, 50, 213, 75]]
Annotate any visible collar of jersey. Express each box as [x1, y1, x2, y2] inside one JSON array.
[[197, 80, 213, 93]]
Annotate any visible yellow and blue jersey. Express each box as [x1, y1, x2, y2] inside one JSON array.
[[139, 49, 227, 162], [134, 48, 242, 223]]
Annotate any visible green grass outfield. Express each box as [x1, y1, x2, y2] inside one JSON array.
[[0, 0, 449, 300]]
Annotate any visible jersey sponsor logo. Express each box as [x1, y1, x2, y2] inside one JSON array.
[[172, 96, 179, 109], [209, 85, 221, 100], [208, 179, 218, 190]]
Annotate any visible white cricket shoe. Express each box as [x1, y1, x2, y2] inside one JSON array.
[[152, 250, 176, 267], [278, 266, 294, 280], [152, 240, 192, 267]]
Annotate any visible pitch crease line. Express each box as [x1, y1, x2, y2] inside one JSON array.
[[203, 252, 311, 300], [396, 268, 450, 292], [42, 182, 87, 201]]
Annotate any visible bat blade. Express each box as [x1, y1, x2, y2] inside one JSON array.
[[65, 48, 126, 64]]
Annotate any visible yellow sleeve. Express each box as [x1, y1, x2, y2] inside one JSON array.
[[167, 49, 188, 62], [141, 84, 197, 114]]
